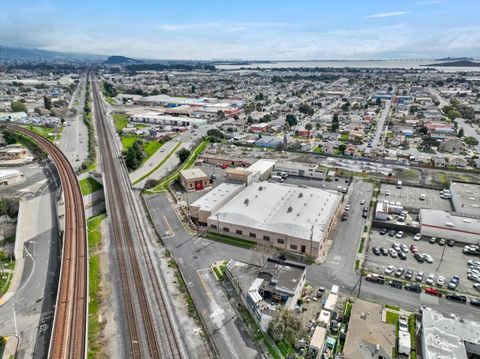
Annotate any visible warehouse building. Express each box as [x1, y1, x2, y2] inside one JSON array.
[[129, 113, 207, 127], [0, 169, 24, 186], [207, 182, 341, 258], [179, 168, 210, 191], [421, 307, 480, 359], [246, 159, 276, 182], [189, 182, 244, 223], [419, 209, 480, 243], [274, 160, 320, 178], [450, 182, 480, 217]]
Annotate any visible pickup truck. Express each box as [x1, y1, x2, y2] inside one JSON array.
[[365, 274, 385, 284]]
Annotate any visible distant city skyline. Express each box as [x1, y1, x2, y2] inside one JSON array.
[[1, 0, 480, 60]]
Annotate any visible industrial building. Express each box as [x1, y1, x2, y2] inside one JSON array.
[[246, 159, 276, 182], [421, 307, 480, 359], [450, 182, 480, 217], [0, 169, 24, 185], [129, 113, 207, 127], [189, 182, 244, 223], [207, 181, 341, 258], [179, 168, 210, 191], [274, 161, 320, 178], [225, 258, 306, 331], [419, 209, 480, 243]]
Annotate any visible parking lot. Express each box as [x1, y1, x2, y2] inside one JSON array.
[[365, 229, 478, 295], [283, 175, 352, 192], [378, 184, 453, 212]]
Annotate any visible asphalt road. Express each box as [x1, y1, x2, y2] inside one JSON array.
[[371, 100, 391, 148], [0, 186, 59, 359], [58, 74, 88, 170]]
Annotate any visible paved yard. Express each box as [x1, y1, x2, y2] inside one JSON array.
[[378, 184, 453, 212]]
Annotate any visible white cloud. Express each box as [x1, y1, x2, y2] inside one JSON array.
[[366, 11, 408, 18]]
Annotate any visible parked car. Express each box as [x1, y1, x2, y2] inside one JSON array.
[[392, 242, 401, 252], [360, 199, 366, 205], [385, 265, 396, 275], [394, 268, 405, 277], [426, 273, 435, 285], [396, 231, 405, 239], [405, 269, 414, 280], [468, 260, 480, 267], [365, 273, 385, 284], [447, 240, 455, 247], [470, 299, 480, 307], [388, 229, 396, 237], [436, 276, 446, 287], [468, 273, 480, 283], [398, 251, 407, 260], [473, 283, 480, 292], [379, 228, 388, 235], [380, 247, 389, 256], [439, 238, 446, 246], [446, 293, 467, 304], [448, 275, 460, 290], [389, 248, 398, 258], [414, 253, 425, 263], [385, 190, 391, 196], [422, 253, 434, 263], [429, 237, 437, 244], [398, 316, 409, 332], [389, 280, 403, 289], [405, 283, 421, 293], [416, 272, 424, 282], [400, 244, 409, 253], [425, 287, 442, 297], [341, 212, 348, 221], [413, 233, 422, 241], [372, 247, 381, 256], [345, 205, 350, 211], [410, 244, 418, 253]]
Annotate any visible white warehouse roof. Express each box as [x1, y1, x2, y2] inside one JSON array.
[[190, 182, 244, 212], [420, 209, 480, 243], [246, 159, 277, 176], [210, 182, 341, 242]]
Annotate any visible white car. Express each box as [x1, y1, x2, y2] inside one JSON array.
[[398, 316, 408, 332], [422, 253, 434, 263], [400, 244, 409, 253], [385, 190, 391, 196], [360, 199, 366, 205], [414, 233, 422, 241], [426, 273, 435, 285], [385, 265, 396, 275], [389, 248, 398, 258], [436, 276, 446, 287], [396, 231, 405, 239], [468, 260, 480, 267], [345, 205, 350, 211], [474, 283, 480, 292]]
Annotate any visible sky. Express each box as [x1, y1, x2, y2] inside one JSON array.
[[1, 0, 480, 60]]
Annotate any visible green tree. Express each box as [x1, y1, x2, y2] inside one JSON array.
[[44, 95, 52, 110], [246, 116, 254, 124], [285, 114, 297, 128], [457, 127, 464, 138], [10, 101, 27, 113], [375, 97, 382, 107], [217, 110, 225, 120], [298, 103, 314, 115], [341, 102, 350, 112], [268, 308, 302, 346], [331, 113, 339, 132], [177, 148, 191, 163], [418, 126, 429, 135], [464, 136, 479, 146], [315, 123, 321, 130], [338, 144, 347, 153], [409, 105, 418, 114], [305, 122, 313, 137]]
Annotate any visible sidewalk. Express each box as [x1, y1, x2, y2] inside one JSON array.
[[1, 336, 19, 359]]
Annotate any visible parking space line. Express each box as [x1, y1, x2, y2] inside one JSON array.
[[197, 268, 214, 301], [163, 215, 175, 238]]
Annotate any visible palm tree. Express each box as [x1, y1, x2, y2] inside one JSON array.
[[305, 122, 313, 138]]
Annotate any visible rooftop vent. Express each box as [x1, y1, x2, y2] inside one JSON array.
[[298, 192, 303, 198], [244, 198, 249, 205], [287, 206, 293, 213], [259, 186, 263, 191]]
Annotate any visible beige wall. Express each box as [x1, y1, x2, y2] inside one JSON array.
[[180, 176, 209, 191]]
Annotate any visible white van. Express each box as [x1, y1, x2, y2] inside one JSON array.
[[397, 180, 403, 189], [420, 193, 426, 200]]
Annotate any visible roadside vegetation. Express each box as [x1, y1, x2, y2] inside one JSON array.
[[1, 129, 46, 159], [87, 213, 107, 358], [101, 81, 117, 105], [81, 79, 96, 172], [79, 177, 103, 196], [112, 113, 129, 133]]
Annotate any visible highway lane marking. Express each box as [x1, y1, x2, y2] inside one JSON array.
[[197, 268, 214, 301], [162, 216, 175, 238]]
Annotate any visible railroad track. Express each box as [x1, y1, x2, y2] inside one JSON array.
[[5, 124, 87, 359], [91, 77, 185, 359]]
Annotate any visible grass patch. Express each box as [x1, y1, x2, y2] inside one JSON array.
[[24, 125, 56, 138], [81, 80, 96, 172], [120, 135, 138, 151], [143, 140, 164, 158], [204, 232, 256, 249], [80, 177, 103, 196], [87, 213, 106, 358], [313, 146, 323, 154], [150, 139, 209, 191], [87, 213, 106, 249], [355, 259, 360, 269], [385, 310, 399, 326], [0, 272, 13, 296], [105, 96, 115, 105], [385, 304, 400, 311], [358, 238, 365, 253], [112, 113, 129, 133], [135, 142, 181, 186]]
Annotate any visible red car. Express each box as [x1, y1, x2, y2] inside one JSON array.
[[410, 244, 418, 253], [425, 287, 442, 297], [220, 163, 229, 169]]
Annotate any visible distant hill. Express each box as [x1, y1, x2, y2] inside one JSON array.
[[0, 45, 104, 62], [104, 55, 142, 65], [424, 60, 480, 67], [434, 57, 473, 61]]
